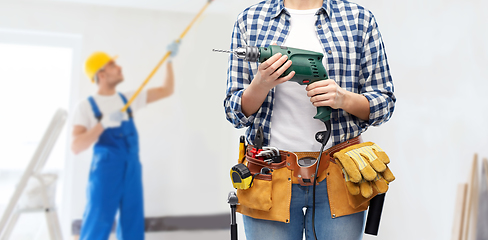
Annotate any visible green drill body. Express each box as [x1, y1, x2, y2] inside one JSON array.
[[258, 45, 332, 122]]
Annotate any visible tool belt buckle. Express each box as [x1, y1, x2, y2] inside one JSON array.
[[285, 152, 330, 186]]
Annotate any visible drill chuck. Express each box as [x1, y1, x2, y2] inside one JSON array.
[[235, 46, 260, 61]]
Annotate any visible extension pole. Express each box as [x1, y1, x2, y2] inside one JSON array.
[[121, 0, 213, 112]]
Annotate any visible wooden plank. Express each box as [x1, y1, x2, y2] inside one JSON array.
[[462, 154, 479, 240], [452, 183, 468, 240]]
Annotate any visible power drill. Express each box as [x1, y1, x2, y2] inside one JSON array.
[[213, 45, 332, 122]]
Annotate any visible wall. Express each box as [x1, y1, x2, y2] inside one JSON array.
[[0, 0, 249, 238], [354, 0, 488, 239], [0, 0, 487, 239]]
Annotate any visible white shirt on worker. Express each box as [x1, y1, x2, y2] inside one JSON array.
[[269, 7, 333, 152], [72, 90, 148, 129]]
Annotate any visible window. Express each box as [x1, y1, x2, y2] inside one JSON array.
[[0, 29, 81, 239]]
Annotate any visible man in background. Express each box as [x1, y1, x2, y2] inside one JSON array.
[[71, 41, 179, 240]]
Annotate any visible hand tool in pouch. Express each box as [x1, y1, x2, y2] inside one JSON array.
[[238, 136, 246, 163], [365, 193, 386, 235], [231, 136, 253, 189], [227, 191, 238, 240], [249, 127, 264, 158], [230, 129, 276, 190]]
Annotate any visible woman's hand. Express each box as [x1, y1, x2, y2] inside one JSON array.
[[306, 79, 346, 109], [251, 52, 295, 92], [306, 79, 371, 120], [241, 52, 295, 117]]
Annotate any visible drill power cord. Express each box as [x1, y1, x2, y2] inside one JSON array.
[[312, 120, 332, 240]]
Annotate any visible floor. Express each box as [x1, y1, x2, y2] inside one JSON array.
[[1, 170, 247, 240]]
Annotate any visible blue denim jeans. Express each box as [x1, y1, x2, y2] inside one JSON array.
[[243, 182, 365, 240]]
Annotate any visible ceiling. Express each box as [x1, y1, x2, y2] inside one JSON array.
[[34, 0, 260, 14]]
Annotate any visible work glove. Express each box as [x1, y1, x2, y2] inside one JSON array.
[[100, 111, 124, 129], [333, 142, 395, 198], [166, 40, 180, 61]]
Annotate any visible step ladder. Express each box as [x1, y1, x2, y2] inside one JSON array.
[[0, 109, 67, 240]]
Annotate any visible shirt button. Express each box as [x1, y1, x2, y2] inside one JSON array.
[[328, 50, 332, 54], [317, 24, 322, 29]]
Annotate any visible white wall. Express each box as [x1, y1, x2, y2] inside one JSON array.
[[355, 0, 488, 239], [0, 0, 487, 239], [0, 0, 250, 238]]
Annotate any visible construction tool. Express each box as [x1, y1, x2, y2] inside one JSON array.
[[216, 46, 334, 240], [230, 163, 253, 190], [231, 128, 278, 190], [238, 136, 246, 163], [228, 192, 238, 240], [213, 45, 332, 122], [249, 127, 265, 158], [365, 193, 386, 235], [120, 0, 213, 113]]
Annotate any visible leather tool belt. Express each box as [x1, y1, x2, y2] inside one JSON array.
[[246, 136, 363, 186]]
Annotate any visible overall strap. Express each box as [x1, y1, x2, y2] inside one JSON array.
[[118, 92, 133, 119], [87, 96, 102, 122]]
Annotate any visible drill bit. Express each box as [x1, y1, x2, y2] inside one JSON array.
[[212, 49, 233, 54], [213, 46, 260, 61]]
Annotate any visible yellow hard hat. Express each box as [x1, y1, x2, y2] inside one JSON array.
[[84, 52, 118, 83]]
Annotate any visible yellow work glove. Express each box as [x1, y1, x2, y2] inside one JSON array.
[[333, 142, 395, 198]]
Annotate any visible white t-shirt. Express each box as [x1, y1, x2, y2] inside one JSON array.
[[72, 90, 148, 129], [269, 8, 333, 152]]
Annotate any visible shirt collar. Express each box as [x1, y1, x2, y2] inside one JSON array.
[[272, 0, 332, 19]]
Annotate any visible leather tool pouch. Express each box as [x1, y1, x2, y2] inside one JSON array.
[[284, 151, 330, 186], [237, 152, 287, 211]]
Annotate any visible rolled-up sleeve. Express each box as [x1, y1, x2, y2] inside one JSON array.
[[224, 18, 256, 129], [359, 14, 396, 127]]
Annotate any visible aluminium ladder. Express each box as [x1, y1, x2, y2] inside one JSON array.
[[0, 109, 67, 240]]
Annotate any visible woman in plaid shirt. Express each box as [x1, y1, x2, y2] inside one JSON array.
[[224, 0, 395, 239]]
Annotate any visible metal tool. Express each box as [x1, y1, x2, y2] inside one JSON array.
[[260, 149, 281, 163], [263, 147, 280, 156], [255, 150, 275, 158], [231, 127, 271, 190], [227, 192, 238, 240], [254, 127, 264, 150], [249, 127, 265, 158]]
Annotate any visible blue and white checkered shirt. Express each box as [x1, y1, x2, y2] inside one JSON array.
[[224, 0, 395, 147]]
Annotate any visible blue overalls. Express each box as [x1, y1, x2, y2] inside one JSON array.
[[80, 93, 145, 240]]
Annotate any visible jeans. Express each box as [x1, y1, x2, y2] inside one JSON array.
[[243, 182, 365, 240]]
